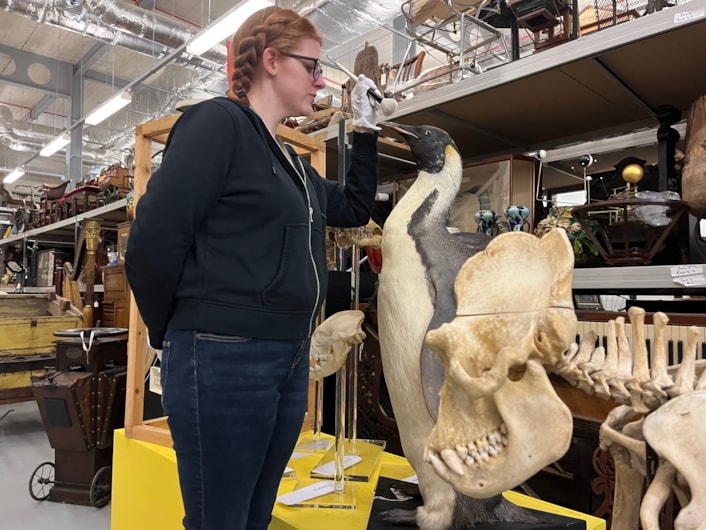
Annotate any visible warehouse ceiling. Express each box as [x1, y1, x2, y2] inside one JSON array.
[[0, 0, 408, 190], [0, 0, 705, 195]]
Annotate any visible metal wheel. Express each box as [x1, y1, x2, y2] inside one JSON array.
[[28, 461, 55, 501], [89, 465, 112, 508]]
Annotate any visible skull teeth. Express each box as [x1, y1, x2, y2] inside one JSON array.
[[431, 425, 509, 472]]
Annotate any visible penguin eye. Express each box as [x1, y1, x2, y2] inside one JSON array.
[[424, 130, 432, 136]]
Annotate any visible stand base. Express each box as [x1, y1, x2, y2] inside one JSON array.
[[282, 479, 358, 509], [369, 477, 586, 529], [311, 438, 386, 482], [295, 434, 333, 453]]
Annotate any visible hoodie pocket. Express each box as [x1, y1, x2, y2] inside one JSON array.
[[262, 223, 319, 311]]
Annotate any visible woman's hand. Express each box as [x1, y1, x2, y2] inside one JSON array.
[[351, 74, 381, 132]]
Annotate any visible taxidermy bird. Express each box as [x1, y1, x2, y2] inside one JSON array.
[[376, 122, 537, 529]]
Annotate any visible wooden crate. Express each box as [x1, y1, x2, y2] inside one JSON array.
[[125, 114, 325, 448]]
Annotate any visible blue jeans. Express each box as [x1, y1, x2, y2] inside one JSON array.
[[161, 329, 310, 530]]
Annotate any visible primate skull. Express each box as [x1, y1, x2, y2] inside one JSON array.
[[309, 310, 366, 379], [424, 229, 577, 498]]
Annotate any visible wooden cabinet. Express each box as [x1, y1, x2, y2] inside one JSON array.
[[102, 264, 130, 328]]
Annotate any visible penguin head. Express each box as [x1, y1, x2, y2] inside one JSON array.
[[381, 122, 460, 174]]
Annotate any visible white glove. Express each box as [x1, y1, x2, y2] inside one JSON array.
[[351, 74, 381, 131]]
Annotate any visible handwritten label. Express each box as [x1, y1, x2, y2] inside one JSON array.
[[311, 454, 362, 477], [674, 9, 705, 23], [672, 275, 706, 287], [277, 481, 336, 506], [671, 264, 704, 277]]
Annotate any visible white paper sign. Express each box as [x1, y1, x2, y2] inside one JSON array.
[[672, 275, 706, 287], [311, 454, 362, 476], [671, 264, 704, 277], [674, 9, 705, 23], [276, 481, 336, 506]]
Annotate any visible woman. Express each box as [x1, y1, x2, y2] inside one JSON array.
[[125, 6, 380, 529]]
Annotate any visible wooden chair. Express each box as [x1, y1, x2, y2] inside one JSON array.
[[384, 51, 426, 96]]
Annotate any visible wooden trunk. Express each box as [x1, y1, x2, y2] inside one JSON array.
[[0, 294, 82, 403], [682, 94, 706, 217]]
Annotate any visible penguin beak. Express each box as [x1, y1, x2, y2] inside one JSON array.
[[380, 121, 419, 141]]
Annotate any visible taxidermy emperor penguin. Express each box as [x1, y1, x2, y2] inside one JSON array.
[[376, 122, 536, 529]]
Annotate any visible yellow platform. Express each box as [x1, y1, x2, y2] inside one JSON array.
[[112, 429, 606, 530]]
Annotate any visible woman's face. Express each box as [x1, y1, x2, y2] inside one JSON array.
[[275, 38, 326, 118]]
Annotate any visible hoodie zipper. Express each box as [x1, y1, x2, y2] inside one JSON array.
[[296, 156, 321, 336], [257, 115, 321, 337]]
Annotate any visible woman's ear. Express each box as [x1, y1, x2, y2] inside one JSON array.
[[262, 48, 278, 76]]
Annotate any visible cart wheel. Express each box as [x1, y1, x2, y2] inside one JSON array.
[[89, 465, 112, 508], [29, 461, 55, 501]]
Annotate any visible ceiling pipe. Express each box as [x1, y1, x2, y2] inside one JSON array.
[[0, 0, 227, 67], [0, 105, 99, 159]]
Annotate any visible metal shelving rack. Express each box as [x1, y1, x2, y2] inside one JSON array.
[[0, 198, 127, 247]]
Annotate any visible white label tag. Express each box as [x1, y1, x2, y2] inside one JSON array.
[[672, 275, 706, 287], [276, 481, 336, 506], [311, 454, 362, 476], [297, 440, 331, 451], [671, 264, 704, 277], [674, 9, 705, 23]]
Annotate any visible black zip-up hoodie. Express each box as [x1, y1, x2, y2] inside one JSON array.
[[125, 97, 378, 348]]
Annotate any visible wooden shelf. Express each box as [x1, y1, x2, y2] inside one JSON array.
[[0, 198, 128, 247], [572, 264, 706, 294]]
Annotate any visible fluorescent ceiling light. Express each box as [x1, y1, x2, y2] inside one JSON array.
[[3, 167, 25, 184], [39, 133, 71, 157], [186, 0, 274, 57], [85, 92, 132, 126]]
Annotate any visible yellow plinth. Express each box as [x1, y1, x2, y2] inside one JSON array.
[[112, 429, 606, 530], [112, 428, 184, 530]]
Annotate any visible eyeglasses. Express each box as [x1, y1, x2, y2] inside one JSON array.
[[280, 51, 323, 81]]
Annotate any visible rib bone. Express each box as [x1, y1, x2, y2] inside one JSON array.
[[643, 312, 673, 402], [668, 326, 701, 398], [627, 306, 649, 413]]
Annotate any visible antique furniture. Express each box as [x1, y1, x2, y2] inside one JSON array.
[[116, 221, 131, 265], [0, 294, 82, 404], [572, 198, 689, 266], [30, 328, 128, 507], [102, 264, 130, 328]]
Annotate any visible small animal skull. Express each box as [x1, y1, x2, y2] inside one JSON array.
[[423, 229, 577, 498], [309, 310, 366, 379]]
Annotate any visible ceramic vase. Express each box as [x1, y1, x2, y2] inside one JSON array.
[[503, 205, 530, 232], [474, 210, 499, 236]]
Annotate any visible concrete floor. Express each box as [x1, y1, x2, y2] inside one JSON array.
[[0, 401, 111, 530]]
